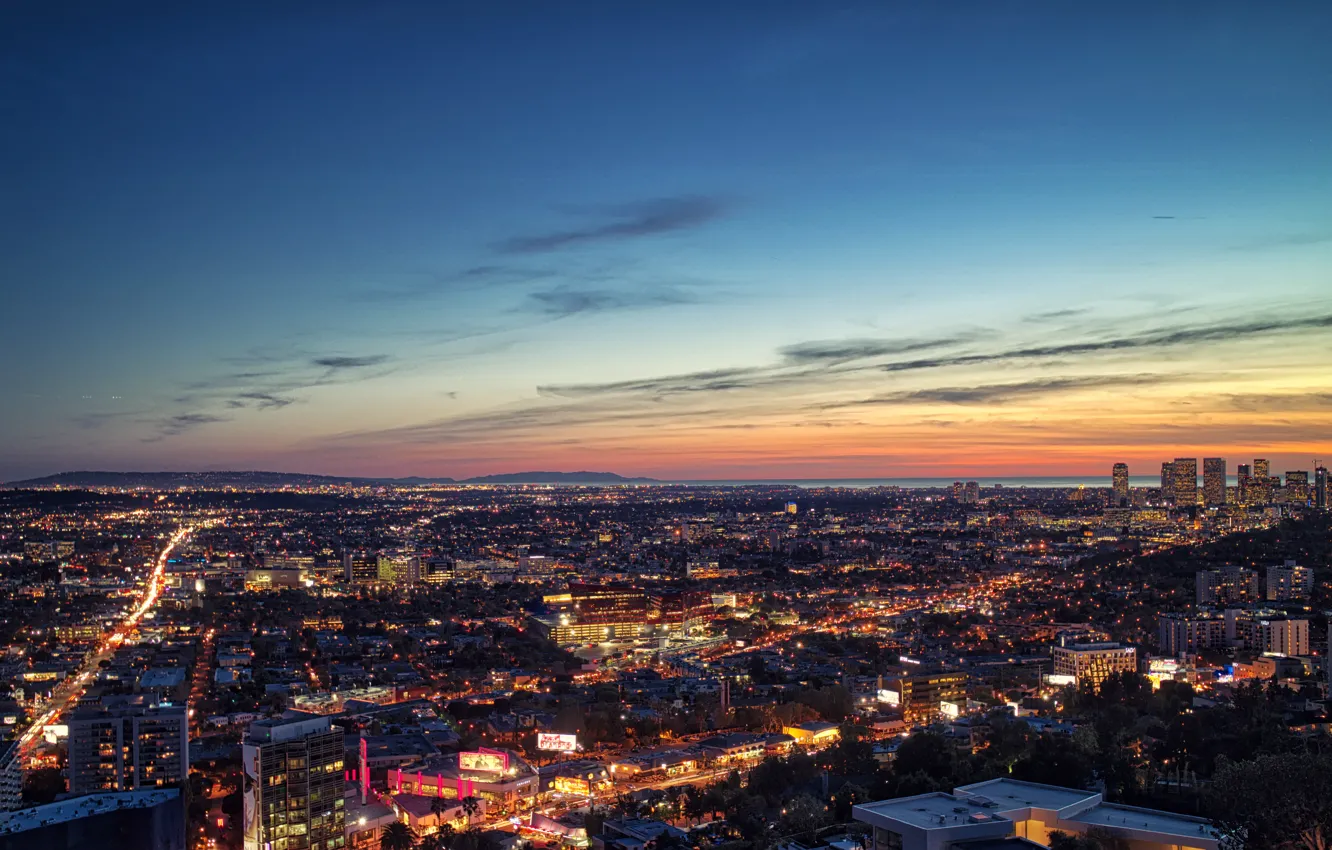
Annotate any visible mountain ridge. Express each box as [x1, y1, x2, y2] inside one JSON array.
[[3, 470, 658, 488]]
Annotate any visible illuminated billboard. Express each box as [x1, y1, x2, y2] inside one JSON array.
[[537, 733, 578, 752], [551, 776, 591, 795], [459, 751, 507, 773]]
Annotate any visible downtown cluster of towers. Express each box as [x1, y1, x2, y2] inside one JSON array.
[[1109, 458, 1330, 509]]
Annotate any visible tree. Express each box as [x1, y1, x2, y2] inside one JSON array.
[[650, 831, 689, 850], [22, 767, 64, 805], [1208, 752, 1332, 850], [430, 795, 452, 828], [1010, 733, 1094, 789], [461, 795, 481, 822], [891, 733, 956, 783], [779, 794, 827, 843], [1049, 828, 1129, 850], [381, 821, 418, 850]]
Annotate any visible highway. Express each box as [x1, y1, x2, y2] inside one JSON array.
[[15, 524, 193, 760]]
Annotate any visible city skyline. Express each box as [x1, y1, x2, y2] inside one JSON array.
[[4, 3, 1332, 480]]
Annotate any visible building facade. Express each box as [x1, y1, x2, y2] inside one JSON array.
[[1202, 457, 1226, 506], [68, 704, 189, 796], [1051, 643, 1137, 691], [1266, 562, 1314, 601], [1111, 463, 1129, 507], [242, 715, 345, 850]]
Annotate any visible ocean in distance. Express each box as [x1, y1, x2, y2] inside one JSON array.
[[663, 475, 1231, 489]]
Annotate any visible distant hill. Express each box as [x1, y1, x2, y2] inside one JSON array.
[[459, 471, 657, 485], [4, 469, 655, 489]]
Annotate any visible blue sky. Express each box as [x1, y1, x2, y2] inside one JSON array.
[[3, 1, 1331, 480]]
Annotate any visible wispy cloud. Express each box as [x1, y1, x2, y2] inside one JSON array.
[[876, 313, 1332, 375], [1024, 307, 1091, 323], [1227, 231, 1332, 252], [149, 412, 230, 440], [312, 354, 391, 371], [814, 374, 1179, 409], [228, 392, 296, 410], [776, 332, 988, 365], [354, 265, 562, 303], [495, 196, 730, 254], [522, 285, 702, 318], [539, 331, 981, 399]]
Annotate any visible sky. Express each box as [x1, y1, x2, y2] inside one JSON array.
[[2, 1, 1331, 481]]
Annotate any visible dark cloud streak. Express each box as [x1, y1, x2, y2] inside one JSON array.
[[312, 355, 391, 371], [522, 286, 701, 319], [814, 374, 1178, 409], [879, 313, 1332, 374], [496, 196, 729, 254]]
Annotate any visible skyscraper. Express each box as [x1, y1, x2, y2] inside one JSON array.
[[1237, 463, 1252, 504], [68, 702, 189, 795], [1285, 471, 1309, 503], [1111, 463, 1129, 507], [1316, 464, 1329, 509], [242, 714, 345, 850], [1202, 457, 1226, 507], [1160, 461, 1175, 503], [1252, 458, 1273, 504], [1172, 458, 1197, 506], [963, 481, 980, 504]]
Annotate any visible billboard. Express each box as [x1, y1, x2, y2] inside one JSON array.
[[537, 732, 578, 752], [242, 744, 260, 850], [551, 776, 591, 795], [459, 751, 507, 773]]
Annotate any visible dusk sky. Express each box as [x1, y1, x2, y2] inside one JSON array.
[[3, 2, 1331, 481]]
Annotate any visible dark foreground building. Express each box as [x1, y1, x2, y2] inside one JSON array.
[[0, 788, 184, 850]]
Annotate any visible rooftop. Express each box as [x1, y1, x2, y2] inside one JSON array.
[[853, 793, 1011, 830], [0, 789, 179, 835], [1071, 802, 1218, 840], [954, 778, 1099, 814]]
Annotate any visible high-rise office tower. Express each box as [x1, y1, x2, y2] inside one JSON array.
[[242, 715, 345, 850], [1111, 463, 1129, 507], [342, 552, 378, 585], [68, 702, 189, 795], [1285, 471, 1310, 503], [1160, 461, 1175, 503], [1202, 457, 1226, 507], [1316, 465, 1329, 509], [1237, 463, 1252, 504], [963, 481, 980, 504], [1172, 458, 1197, 506], [1254, 458, 1270, 479]]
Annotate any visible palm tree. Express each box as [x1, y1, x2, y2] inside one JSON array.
[[460, 795, 481, 823], [381, 820, 418, 850], [435, 821, 457, 848], [430, 796, 452, 828]]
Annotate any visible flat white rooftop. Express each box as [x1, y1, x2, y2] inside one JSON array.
[[955, 778, 1099, 813], [855, 793, 1009, 830], [1072, 802, 1218, 840]]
